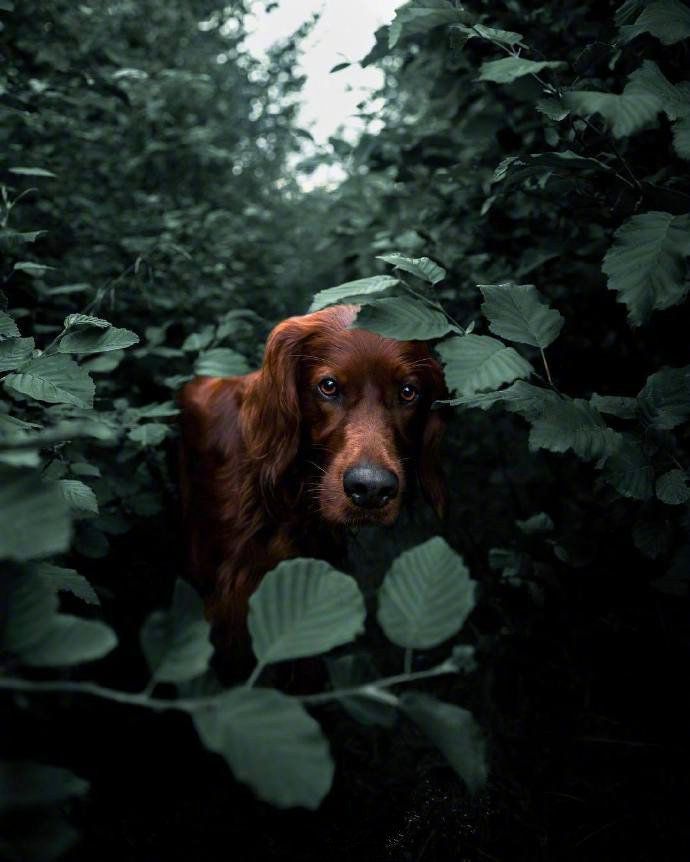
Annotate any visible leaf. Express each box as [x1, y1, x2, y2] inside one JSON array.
[[492, 151, 613, 189], [309, 275, 399, 312], [0, 466, 71, 560], [248, 559, 365, 665], [64, 314, 111, 329], [602, 212, 690, 325], [33, 562, 100, 605], [330, 62, 351, 73], [590, 394, 638, 418], [355, 296, 453, 340], [326, 654, 397, 727], [563, 88, 662, 138], [478, 58, 565, 84], [638, 365, 690, 429], [377, 537, 476, 649], [376, 253, 446, 284], [0, 762, 87, 810], [388, 1, 461, 48], [0, 310, 20, 338], [529, 397, 622, 462], [182, 327, 215, 352], [626, 61, 690, 122], [656, 469, 690, 505], [4, 573, 116, 666], [516, 512, 554, 534], [480, 283, 563, 348], [673, 116, 690, 159], [58, 479, 99, 516], [58, 326, 139, 354], [193, 687, 333, 809], [8, 166, 57, 177], [13, 261, 54, 276], [194, 347, 250, 377], [461, 23, 524, 46], [141, 579, 213, 683], [127, 423, 170, 446], [619, 0, 690, 45], [0, 336, 34, 371], [4, 354, 94, 408], [602, 436, 654, 499], [401, 693, 487, 792], [437, 334, 533, 396]]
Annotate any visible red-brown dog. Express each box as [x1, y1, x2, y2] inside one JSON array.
[[178, 304, 448, 643]]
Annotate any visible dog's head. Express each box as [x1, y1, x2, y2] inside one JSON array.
[[246, 305, 449, 525]]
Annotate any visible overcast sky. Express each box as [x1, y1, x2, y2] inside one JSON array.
[[244, 0, 403, 184]]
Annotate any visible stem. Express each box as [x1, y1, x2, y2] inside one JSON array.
[[403, 648, 413, 675], [540, 348, 554, 387], [245, 661, 265, 688]]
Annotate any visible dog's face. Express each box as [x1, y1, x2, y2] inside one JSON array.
[[253, 305, 448, 527]]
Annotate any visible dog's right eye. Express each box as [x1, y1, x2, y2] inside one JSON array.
[[318, 377, 339, 398]]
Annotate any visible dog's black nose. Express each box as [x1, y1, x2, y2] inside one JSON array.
[[343, 464, 399, 509]]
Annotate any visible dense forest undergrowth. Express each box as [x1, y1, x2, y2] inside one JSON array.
[[2, 1, 690, 859]]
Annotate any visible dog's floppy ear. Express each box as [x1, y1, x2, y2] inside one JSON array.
[[244, 316, 308, 495], [418, 355, 450, 519]]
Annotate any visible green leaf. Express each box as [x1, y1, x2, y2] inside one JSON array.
[[0, 466, 71, 560], [182, 327, 215, 352], [8, 166, 57, 177], [355, 296, 454, 340], [388, 1, 461, 48], [563, 88, 661, 138], [0, 336, 34, 371], [193, 687, 333, 809], [376, 253, 446, 284], [656, 469, 690, 505], [330, 62, 351, 73], [58, 326, 139, 354], [516, 512, 554, 534], [638, 365, 690, 429], [619, 0, 690, 45], [0, 762, 87, 810], [194, 347, 250, 377], [461, 23, 524, 46], [602, 436, 654, 499], [602, 212, 690, 325], [590, 394, 638, 418], [13, 261, 55, 276], [33, 562, 100, 605], [529, 397, 621, 462], [141, 579, 213, 683], [309, 275, 399, 312], [248, 559, 365, 665], [127, 423, 170, 446], [437, 334, 533, 396], [479, 283, 563, 349], [0, 310, 20, 339], [478, 58, 565, 84], [58, 479, 99, 516], [377, 537, 475, 649], [626, 61, 690, 122], [4, 354, 95, 408], [64, 313, 111, 329], [672, 116, 690, 159], [401, 693, 487, 792]]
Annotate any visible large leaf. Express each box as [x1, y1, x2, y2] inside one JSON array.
[[377, 253, 446, 284], [602, 212, 690, 325], [401, 693, 487, 792], [355, 296, 454, 340], [248, 559, 365, 665], [563, 87, 661, 138], [619, 0, 690, 44], [478, 57, 564, 84], [194, 347, 250, 377], [479, 283, 563, 348], [0, 336, 34, 371], [4, 573, 116, 666], [193, 687, 333, 809], [33, 562, 100, 605], [602, 436, 654, 500], [0, 310, 20, 339], [528, 397, 622, 462], [4, 354, 95, 408], [0, 466, 71, 560], [377, 537, 476, 649], [309, 275, 399, 312], [58, 326, 139, 354], [63, 314, 110, 329], [388, 0, 461, 48], [141, 579, 213, 683], [58, 479, 99, 516], [626, 61, 690, 122], [438, 334, 533, 396], [128, 423, 170, 446], [656, 470, 690, 505], [638, 365, 690, 429]]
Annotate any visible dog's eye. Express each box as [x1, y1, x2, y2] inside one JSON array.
[[318, 377, 339, 398], [400, 383, 419, 403]]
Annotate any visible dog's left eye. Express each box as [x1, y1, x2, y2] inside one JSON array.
[[318, 377, 340, 398], [399, 383, 419, 403]]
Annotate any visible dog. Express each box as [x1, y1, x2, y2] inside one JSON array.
[[178, 304, 448, 646]]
